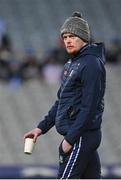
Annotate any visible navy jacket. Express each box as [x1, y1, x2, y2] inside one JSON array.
[[38, 43, 106, 145]]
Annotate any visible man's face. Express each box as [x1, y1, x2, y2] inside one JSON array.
[[62, 33, 86, 55]]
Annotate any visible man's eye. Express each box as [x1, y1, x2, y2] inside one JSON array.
[[70, 35, 75, 38]]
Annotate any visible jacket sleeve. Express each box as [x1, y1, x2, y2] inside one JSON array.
[[37, 88, 61, 134], [65, 58, 101, 145]]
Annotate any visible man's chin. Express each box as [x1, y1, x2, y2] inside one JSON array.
[[67, 49, 75, 55], [67, 50, 77, 56]]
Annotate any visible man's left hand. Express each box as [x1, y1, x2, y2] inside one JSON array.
[[62, 139, 72, 153]]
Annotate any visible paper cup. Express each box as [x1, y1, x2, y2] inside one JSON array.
[[24, 138, 35, 154]]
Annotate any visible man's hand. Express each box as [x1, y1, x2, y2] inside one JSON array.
[[62, 139, 72, 153], [23, 128, 42, 143]]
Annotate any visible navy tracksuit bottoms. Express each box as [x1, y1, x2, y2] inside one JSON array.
[[57, 129, 101, 179]]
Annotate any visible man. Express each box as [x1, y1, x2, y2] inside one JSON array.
[[24, 12, 106, 179]]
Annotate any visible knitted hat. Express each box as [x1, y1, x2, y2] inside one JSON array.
[[60, 12, 90, 42]]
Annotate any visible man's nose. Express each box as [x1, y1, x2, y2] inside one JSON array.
[[66, 37, 71, 43]]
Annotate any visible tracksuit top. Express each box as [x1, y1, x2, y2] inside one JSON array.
[[38, 43, 106, 145]]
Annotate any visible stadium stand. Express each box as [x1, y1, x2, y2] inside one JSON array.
[[0, 64, 121, 178], [0, 0, 121, 51], [0, 0, 121, 178]]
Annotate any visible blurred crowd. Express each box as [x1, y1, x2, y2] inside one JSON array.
[[0, 34, 68, 86], [0, 18, 121, 88], [0, 19, 69, 87]]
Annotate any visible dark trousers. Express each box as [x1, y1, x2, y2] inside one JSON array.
[[57, 129, 101, 179]]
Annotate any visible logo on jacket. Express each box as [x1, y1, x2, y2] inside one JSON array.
[[64, 69, 68, 76]]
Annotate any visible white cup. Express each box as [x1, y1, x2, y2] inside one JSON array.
[[24, 138, 35, 155]]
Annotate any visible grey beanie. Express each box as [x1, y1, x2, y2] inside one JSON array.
[[60, 12, 90, 42]]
